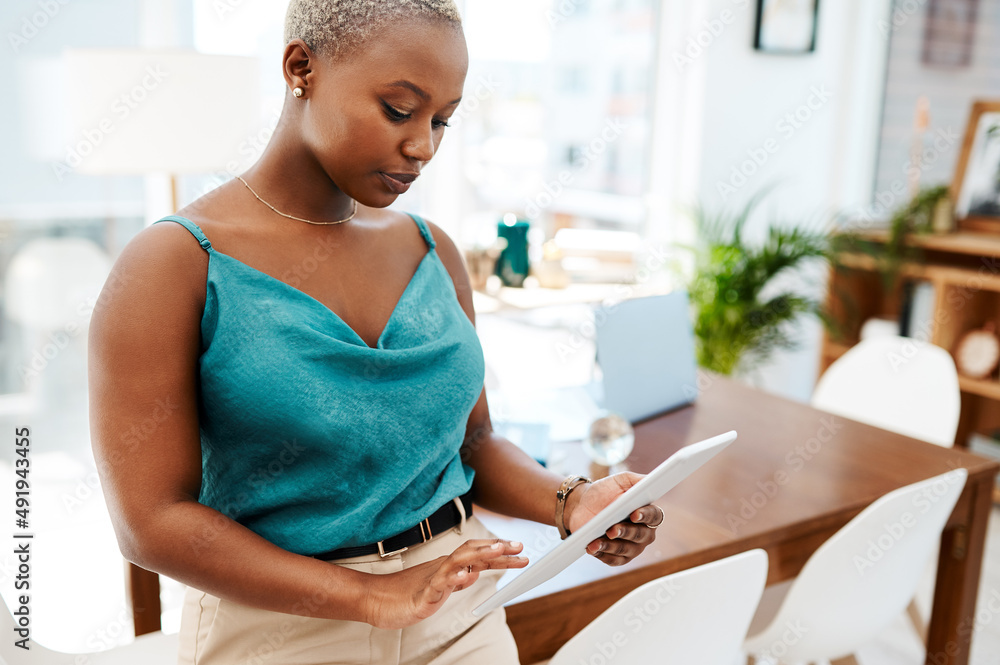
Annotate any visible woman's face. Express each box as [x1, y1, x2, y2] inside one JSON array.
[[294, 19, 469, 208]]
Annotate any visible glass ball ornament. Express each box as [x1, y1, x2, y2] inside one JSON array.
[[583, 411, 635, 466]]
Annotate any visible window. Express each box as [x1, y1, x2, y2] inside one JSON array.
[[454, 0, 658, 240]]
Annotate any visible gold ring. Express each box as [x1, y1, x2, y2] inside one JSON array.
[[467, 565, 473, 574]]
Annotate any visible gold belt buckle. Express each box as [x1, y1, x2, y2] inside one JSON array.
[[377, 518, 434, 558], [419, 517, 433, 543], [376, 541, 408, 558]]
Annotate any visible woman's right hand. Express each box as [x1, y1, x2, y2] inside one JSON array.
[[364, 539, 527, 630]]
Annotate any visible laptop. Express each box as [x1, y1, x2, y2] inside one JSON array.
[[594, 291, 699, 423]]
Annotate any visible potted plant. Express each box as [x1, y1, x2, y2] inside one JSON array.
[[683, 196, 831, 376], [832, 184, 951, 291]]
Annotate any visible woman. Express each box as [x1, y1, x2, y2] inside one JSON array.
[[88, 1, 664, 663]]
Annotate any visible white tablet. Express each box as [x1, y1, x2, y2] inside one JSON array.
[[471, 430, 737, 617]]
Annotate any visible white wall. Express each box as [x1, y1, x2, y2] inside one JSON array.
[[648, 0, 893, 402], [1, 0, 195, 221], [874, 1, 1000, 205]]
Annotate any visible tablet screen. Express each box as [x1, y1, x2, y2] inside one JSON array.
[[472, 430, 737, 617]]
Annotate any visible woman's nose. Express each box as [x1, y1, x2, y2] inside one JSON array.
[[402, 126, 436, 162]]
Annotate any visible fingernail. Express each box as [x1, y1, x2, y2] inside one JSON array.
[[597, 541, 606, 552], [511, 541, 522, 548], [492, 542, 502, 550]]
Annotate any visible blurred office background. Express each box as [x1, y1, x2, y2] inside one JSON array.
[[1, 0, 998, 657]]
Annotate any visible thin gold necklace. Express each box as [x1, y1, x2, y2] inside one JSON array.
[[236, 175, 358, 226]]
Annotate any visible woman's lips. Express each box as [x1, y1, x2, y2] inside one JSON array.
[[379, 172, 418, 194]]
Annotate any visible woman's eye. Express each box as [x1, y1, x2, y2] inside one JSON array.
[[381, 101, 410, 121], [381, 100, 450, 129]]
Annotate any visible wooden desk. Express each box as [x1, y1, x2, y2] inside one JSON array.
[[484, 376, 999, 665]]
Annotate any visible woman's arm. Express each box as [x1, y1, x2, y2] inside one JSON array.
[[428, 221, 662, 565], [89, 223, 523, 628]]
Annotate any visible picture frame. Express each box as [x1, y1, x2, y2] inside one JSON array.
[[922, 0, 978, 68], [953, 100, 1000, 234], [753, 0, 820, 54]]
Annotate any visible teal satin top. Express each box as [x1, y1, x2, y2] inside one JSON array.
[[153, 213, 482, 555]]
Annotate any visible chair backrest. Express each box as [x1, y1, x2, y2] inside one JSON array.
[[550, 549, 768, 665], [744, 469, 967, 662], [0, 592, 177, 665], [812, 336, 960, 447]]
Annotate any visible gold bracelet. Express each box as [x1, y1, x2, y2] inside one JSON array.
[[555, 475, 591, 539]]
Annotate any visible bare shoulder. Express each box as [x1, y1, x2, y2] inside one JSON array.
[[107, 219, 209, 309], [89, 217, 210, 359], [422, 218, 464, 271], [418, 216, 475, 321]]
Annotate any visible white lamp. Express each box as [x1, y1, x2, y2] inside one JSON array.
[[63, 48, 261, 213], [56, 49, 260, 636], [5, 237, 111, 331]]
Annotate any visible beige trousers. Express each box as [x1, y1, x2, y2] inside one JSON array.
[[176, 510, 520, 665]]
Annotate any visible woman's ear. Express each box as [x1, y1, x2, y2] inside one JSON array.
[[283, 38, 314, 94]]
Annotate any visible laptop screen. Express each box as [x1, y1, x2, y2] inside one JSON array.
[[594, 291, 699, 423]]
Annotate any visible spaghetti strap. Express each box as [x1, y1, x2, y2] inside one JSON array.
[[406, 212, 436, 250], [154, 215, 213, 252]]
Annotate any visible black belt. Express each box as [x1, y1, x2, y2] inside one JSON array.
[[312, 492, 474, 561]]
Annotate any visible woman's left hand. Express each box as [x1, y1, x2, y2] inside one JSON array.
[[564, 472, 664, 566]]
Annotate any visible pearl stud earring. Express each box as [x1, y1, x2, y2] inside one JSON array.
[[293, 87, 304, 98]]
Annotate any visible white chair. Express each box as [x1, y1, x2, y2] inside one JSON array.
[[812, 336, 961, 448], [811, 335, 961, 644], [743, 469, 967, 665], [543, 549, 768, 665], [0, 598, 178, 665]]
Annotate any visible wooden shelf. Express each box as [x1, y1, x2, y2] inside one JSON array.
[[851, 230, 1000, 260], [959, 375, 1000, 401], [835, 252, 1000, 293], [824, 230, 1000, 452], [834, 251, 932, 280]]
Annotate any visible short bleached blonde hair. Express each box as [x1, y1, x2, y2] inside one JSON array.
[[283, 0, 462, 61]]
